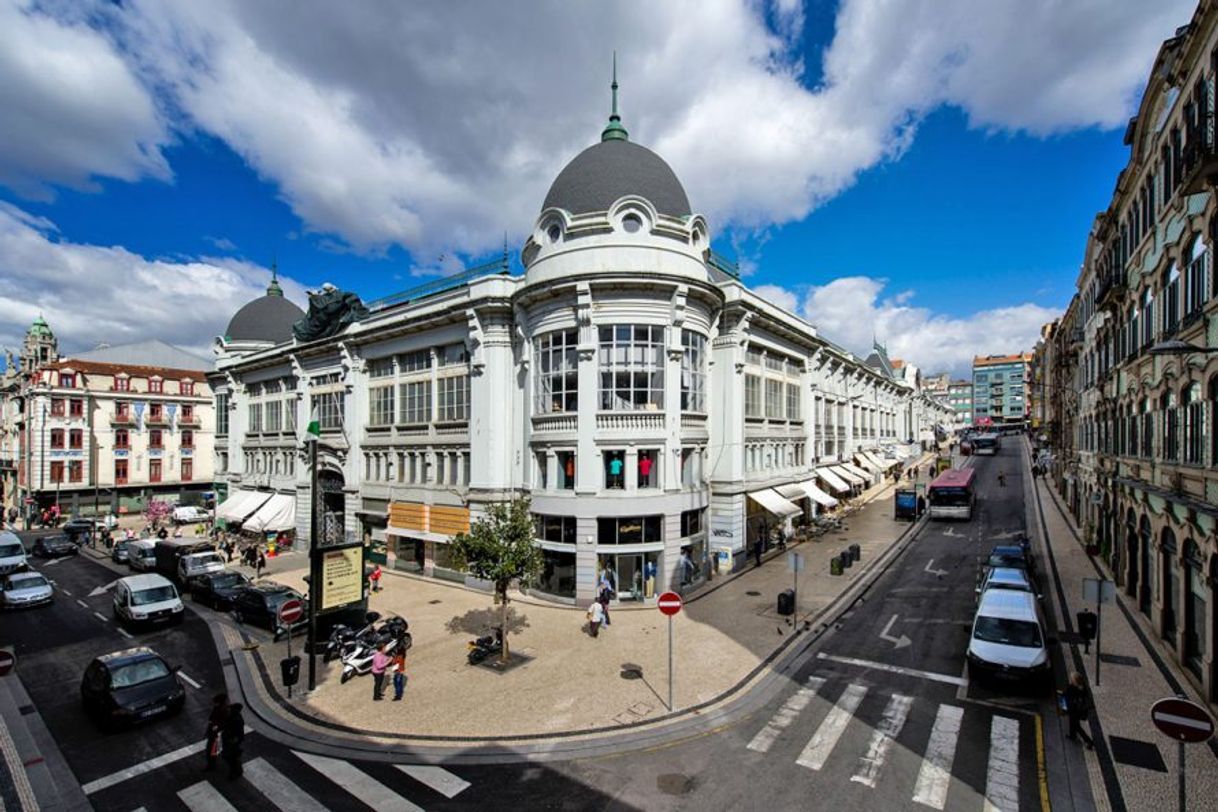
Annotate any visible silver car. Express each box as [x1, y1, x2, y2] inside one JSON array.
[[1, 571, 53, 609]]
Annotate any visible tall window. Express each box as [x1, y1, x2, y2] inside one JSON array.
[[180, 380, 194, 396], [437, 375, 469, 421], [149, 459, 162, 483], [181, 404, 194, 421], [1141, 398, 1153, 457], [114, 429, 128, 449], [50, 399, 65, 416], [598, 325, 665, 410], [69, 429, 83, 449], [311, 392, 344, 430], [149, 379, 163, 394], [283, 399, 296, 431], [369, 383, 396, 427], [50, 429, 64, 449], [115, 459, 128, 484], [248, 403, 262, 433], [50, 461, 64, 482], [1164, 264, 1181, 334], [181, 430, 194, 448], [69, 398, 83, 417], [1141, 289, 1155, 346], [399, 381, 431, 424], [745, 374, 761, 417], [150, 429, 163, 449], [182, 459, 193, 481], [1184, 383, 1204, 465], [535, 330, 578, 413], [1186, 238, 1208, 315], [150, 403, 163, 421], [680, 330, 706, 412], [786, 383, 800, 421], [69, 460, 83, 482], [764, 379, 784, 419], [264, 400, 282, 432], [1162, 391, 1178, 461], [215, 394, 229, 434]]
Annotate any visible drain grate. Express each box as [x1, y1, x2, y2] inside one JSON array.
[[746, 590, 762, 597]]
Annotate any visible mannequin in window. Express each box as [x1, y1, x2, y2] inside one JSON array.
[[638, 453, 653, 487], [607, 453, 624, 489], [564, 454, 575, 489]]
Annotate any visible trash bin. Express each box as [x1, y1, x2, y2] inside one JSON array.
[[830, 558, 843, 576], [840, 550, 853, 569], [777, 588, 795, 616], [849, 543, 861, 563], [280, 655, 301, 687]]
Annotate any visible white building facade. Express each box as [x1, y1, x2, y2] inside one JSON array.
[[213, 101, 951, 604]]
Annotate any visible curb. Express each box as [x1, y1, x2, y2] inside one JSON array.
[[218, 499, 932, 762]]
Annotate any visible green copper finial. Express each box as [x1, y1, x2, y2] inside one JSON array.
[[601, 52, 629, 142], [267, 257, 283, 297]]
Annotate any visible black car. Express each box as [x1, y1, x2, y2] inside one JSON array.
[[61, 518, 96, 540], [80, 647, 185, 729], [191, 570, 251, 611], [986, 544, 1036, 580], [110, 539, 131, 564], [231, 583, 308, 640], [32, 535, 78, 558]]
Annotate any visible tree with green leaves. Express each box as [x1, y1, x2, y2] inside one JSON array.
[[450, 498, 543, 663]]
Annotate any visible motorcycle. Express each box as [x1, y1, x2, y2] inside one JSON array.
[[323, 611, 381, 663], [467, 627, 503, 665], [339, 615, 411, 684]]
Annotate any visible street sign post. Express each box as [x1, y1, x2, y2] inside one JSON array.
[[657, 591, 682, 711], [278, 599, 304, 697], [787, 552, 804, 625], [1081, 577, 1113, 685], [1151, 696, 1215, 812], [0, 650, 14, 677]]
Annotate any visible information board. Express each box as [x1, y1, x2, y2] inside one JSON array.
[[320, 544, 364, 611]]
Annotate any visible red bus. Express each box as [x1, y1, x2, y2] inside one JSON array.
[[928, 467, 977, 520]]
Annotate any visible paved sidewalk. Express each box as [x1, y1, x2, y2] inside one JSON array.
[[1028, 445, 1218, 812], [0, 666, 91, 811], [236, 453, 941, 745]]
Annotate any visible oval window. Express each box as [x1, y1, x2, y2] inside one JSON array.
[[547, 224, 562, 244], [622, 215, 642, 234]]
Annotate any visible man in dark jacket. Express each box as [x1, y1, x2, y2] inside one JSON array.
[[221, 703, 246, 778]]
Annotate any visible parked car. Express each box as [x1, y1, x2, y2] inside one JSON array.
[[61, 517, 97, 541], [985, 544, 1035, 575], [112, 574, 184, 629], [966, 589, 1052, 690], [177, 551, 225, 586], [111, 539, 132, 564], [190, 570, 251, 611], [80, 647, 185, 729], [171, 506, 210, 525], [0, 532, 28, 575], [975, 566, 1035, 599], [32, 535, 78, 558], [231, 583, 308, 640], [0, 571, 53, 609], [126, 540, 158, 572]]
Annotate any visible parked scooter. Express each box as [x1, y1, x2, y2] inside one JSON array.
[[324, 611, 381, 663], [467, 627, 503, 665], [339, 615, 411, 684]]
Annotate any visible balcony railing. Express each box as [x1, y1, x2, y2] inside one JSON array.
[[178, 415, 201, 427], [109, 414, 134, 426], [1180, 120, 1218, 195]]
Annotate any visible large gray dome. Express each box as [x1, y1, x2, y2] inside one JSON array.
[[225, 290, 304, 344], [542, 139, 691, 218]]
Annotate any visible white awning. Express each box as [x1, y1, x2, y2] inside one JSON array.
[[832, 465, 867, 487], [817, 467, 851, 494], [854, 454, 883, 474], [216, 490, 272, 522], [862, 451, 893, 471], [243, 494, 296, 533], [841, 462, 874, 482], [747, 488, 802, 518], [795, 479, 838, 508]]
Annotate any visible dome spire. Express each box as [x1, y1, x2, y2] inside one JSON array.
[[601, 52, 629, 142], [267, 256, 284, 297]]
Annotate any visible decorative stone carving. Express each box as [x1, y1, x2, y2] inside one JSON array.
[[292, 284, 371, 342]]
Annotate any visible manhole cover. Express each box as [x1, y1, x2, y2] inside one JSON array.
[[657, 774, 696, 795], [620, 662, 644, 680], [746, 590, 761, 597]]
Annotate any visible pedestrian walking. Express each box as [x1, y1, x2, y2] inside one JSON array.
[[586, 600, 605, 637], [203, 693, 228, 771], [224, 541, 234, 563], [1064, 672, 1095, 749], [916, 495, 926, 517], [597, 581, 612, 627], [371, 643, 390, 700], [220, 703, 245, 779], [391, 650, 407, 701], [997, 471, 1006, 487], [369, 564, 383, 592], [255, 549, 266, 579], [753, 538, 763, 567]]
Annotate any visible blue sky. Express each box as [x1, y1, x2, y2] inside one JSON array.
[[0, 0, 1193, 374]]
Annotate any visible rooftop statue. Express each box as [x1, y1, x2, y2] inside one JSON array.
[[292, 283, 371, 342]]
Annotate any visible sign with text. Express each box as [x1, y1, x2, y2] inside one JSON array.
[[320, 544, 364, 612], [1082, 577, 1115, 605]]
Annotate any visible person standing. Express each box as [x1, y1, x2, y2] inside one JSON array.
[[256, 549, 266, 579], [203, 693, 229, 771], [597, 580, 612, 626], [391, 650, 407, 701], [369, 564, 383, 593], [753, 538, 763, 567], [586, 600, 604, 637], [1064, 672, 1095, 748], [371, 643, 390, 700], [221, 703, 245, 779]]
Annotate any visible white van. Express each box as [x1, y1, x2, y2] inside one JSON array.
[[967, 589, 1051, 689], [127, 540, 158, 572], [113, 573, 184, 628], [172, 506, 209, 525], [0, 532, 28, 575], [178, 551, 225, 585]]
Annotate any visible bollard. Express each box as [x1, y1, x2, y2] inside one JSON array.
[[840, 550, 853, 569], [830, 557, 843, 576], [849, 543, 861, 562]]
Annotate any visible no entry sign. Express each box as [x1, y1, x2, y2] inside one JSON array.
[[278, 598, 304, 626], [1152, 697, 1215, 743], [657, 591, 683, 616], [0, 650, 13, 677]]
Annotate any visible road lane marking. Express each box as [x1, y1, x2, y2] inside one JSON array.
[[60, 588, 71, 596], [395, 764, 472, 798], [747, 676, 825, 753], [81, 728, 253, 795], [244, 758, 329, 812], [76, 599, 88, 608], [912, 704, 964, 809], [177, 671, 202, 689], [294, 751, 423, 811], [116, 627, 133, 639], [851, 693, 913, 788], [816, 652, 968, 687], [983, 716, 1020, 812], [796, 683, 866, 771], [92, 612, 108, 622], [178, 780, 238, 812]]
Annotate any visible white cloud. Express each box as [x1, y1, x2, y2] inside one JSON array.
[[1, 0, 1185, 257], [0, 0, 171, 198], [0, 204, 306, 360], [794, 276, 1056, 375], [753, 283, 801, 315]]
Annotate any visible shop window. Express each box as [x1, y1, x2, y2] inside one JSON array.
[[680, 508, 704, 537], [535, 514, 577, 545], [637, 449, 658, 488], [604, 450, 625, 490], [598, 325, 665, 410], [536, 549, 576, 598], [597, 515, 663, 544], [556, 450, 575, 490]]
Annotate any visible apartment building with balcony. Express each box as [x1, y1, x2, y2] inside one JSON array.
[[972, 353, 1031, 427], [1047, 3, 1218, 703]]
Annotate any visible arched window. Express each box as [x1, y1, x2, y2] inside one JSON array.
[[1164, 263, 1181, 334], [1141, 397, 1153, 457], [1141, 288, 1155, 346], [1183, 382, 1203, 465], [1186, 236, 1208, 315], [1128, 402, 1139, 457], [1162, 390, 1178, 461]]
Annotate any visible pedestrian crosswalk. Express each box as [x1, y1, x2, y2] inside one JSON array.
[[747, 677, 1029, 811]]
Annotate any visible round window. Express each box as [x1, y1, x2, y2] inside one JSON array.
[[622, 215, 642, 234], [547, 224, 562, 244]]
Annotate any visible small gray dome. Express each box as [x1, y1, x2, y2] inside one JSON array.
[[542, 139, 691, 218], [225, 294, 304, 344]]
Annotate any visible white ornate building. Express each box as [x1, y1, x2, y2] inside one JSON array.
[[212, 87, 952, 604]]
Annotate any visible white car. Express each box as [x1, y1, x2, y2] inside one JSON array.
[[966, 589, 1051, 690], [113, 574, 184, 628], [171, 506, 210, 525], [0, 571, 53, 609], [126, 540, 158, 572], [0, 532, 28, 575], [975, 566, 1035, 600]]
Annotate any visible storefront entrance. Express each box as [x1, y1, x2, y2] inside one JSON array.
[[598, 551, 659, 601]]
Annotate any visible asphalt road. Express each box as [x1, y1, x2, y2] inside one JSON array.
[[7, 446, 1064, 810]]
